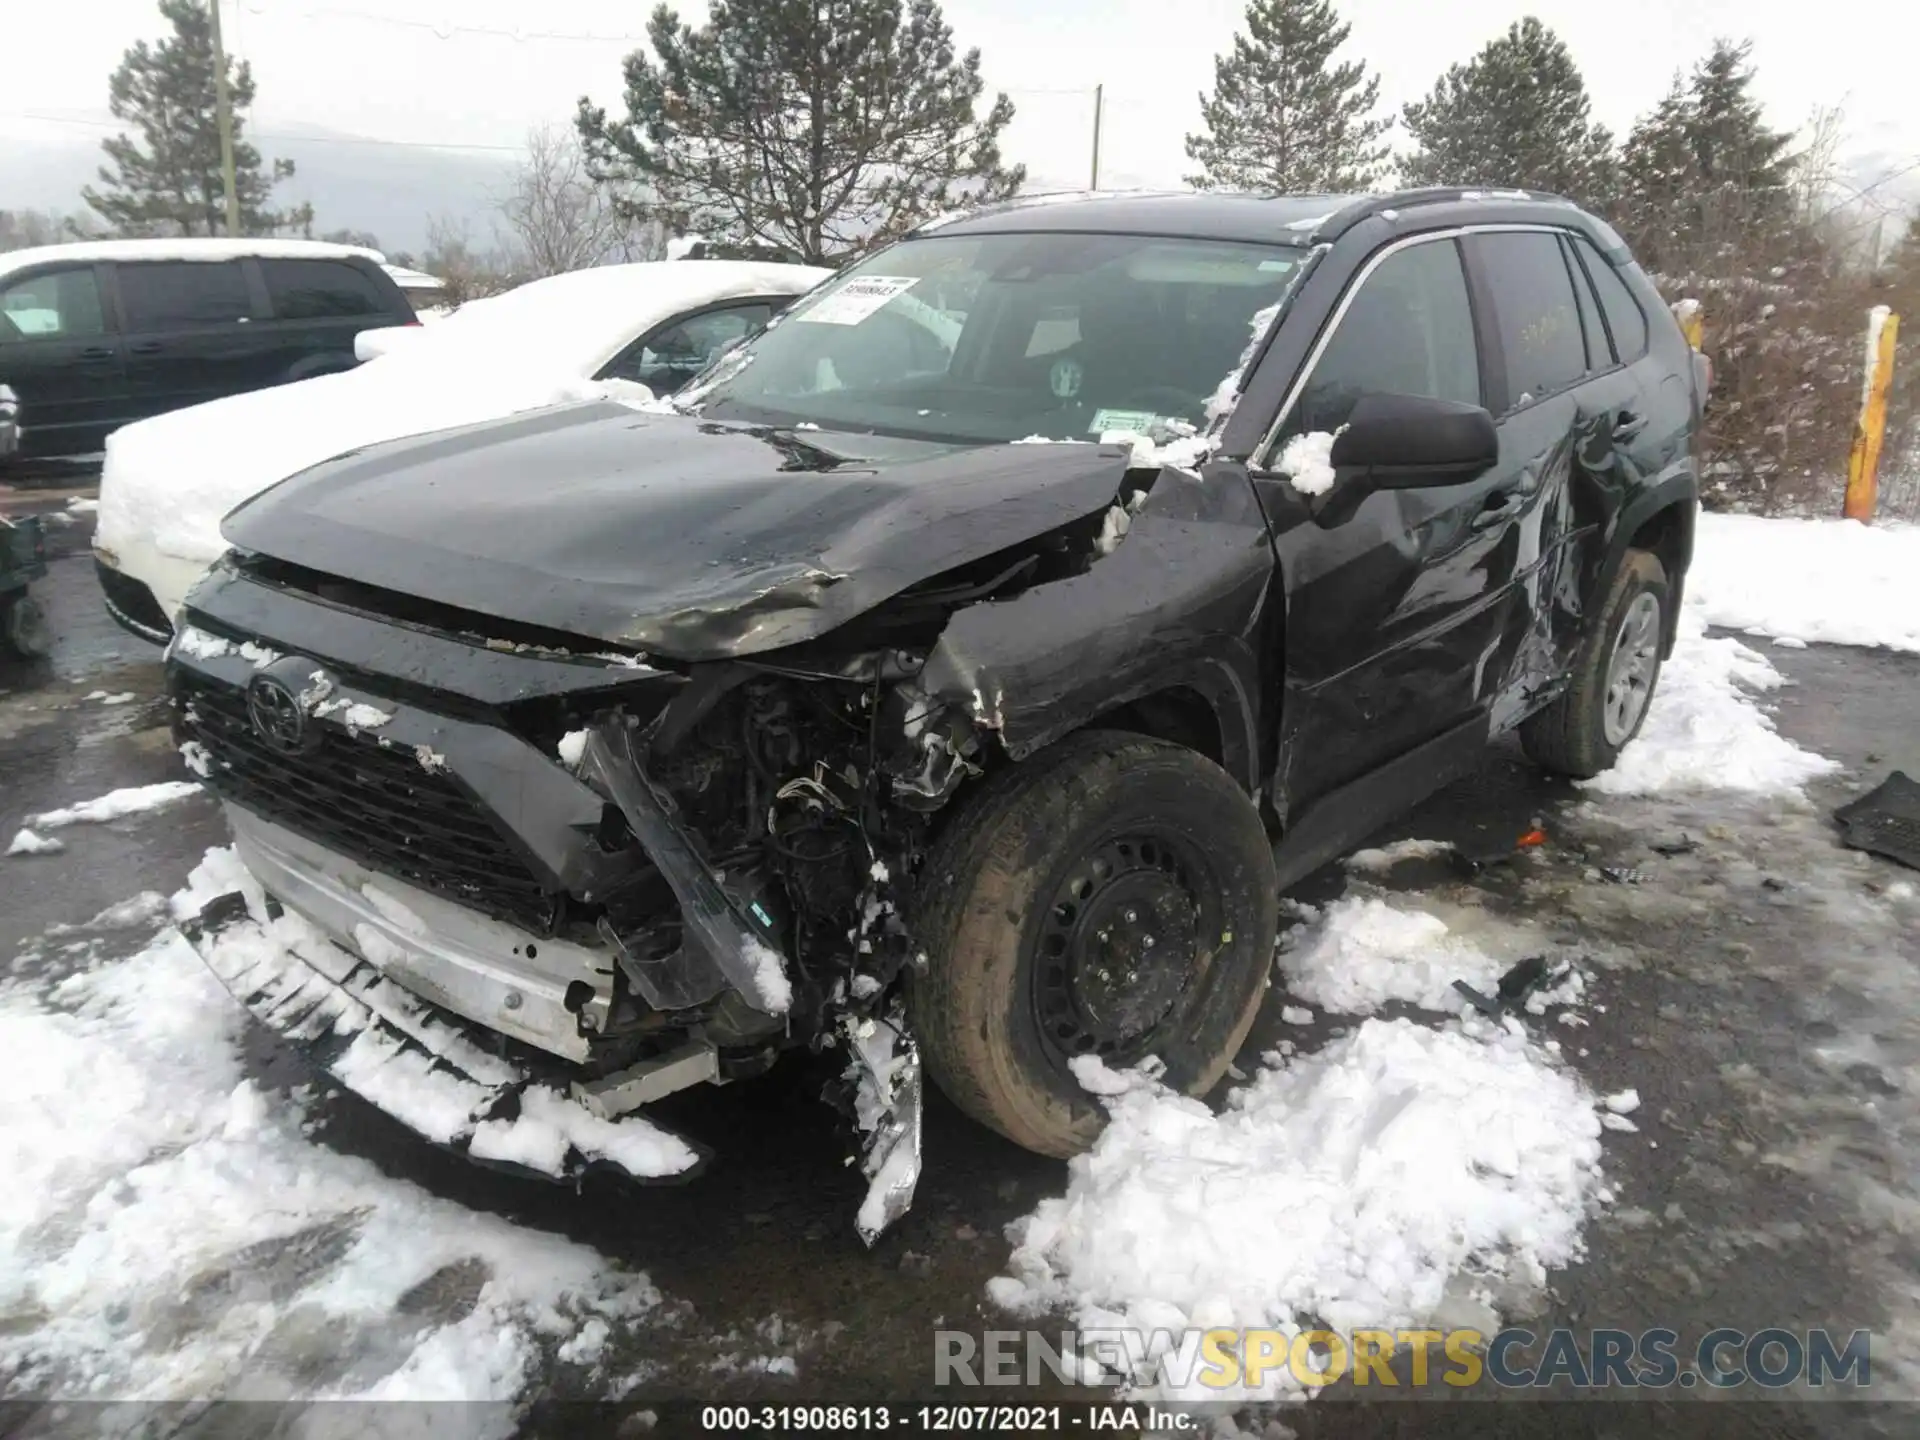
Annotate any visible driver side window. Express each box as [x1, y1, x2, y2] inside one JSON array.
[[0, 266, 107, 341], [604, 303, 772, 393], [1294, 239, 1480, 436]]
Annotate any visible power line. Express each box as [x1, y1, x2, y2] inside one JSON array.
[[242, 2, 649, 44], [2, 109, 526, 154]]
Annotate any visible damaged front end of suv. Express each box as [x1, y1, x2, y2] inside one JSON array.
[[169, 220, 1303, 1240]]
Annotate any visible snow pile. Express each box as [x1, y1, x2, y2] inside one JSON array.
[[1585, 610, 1838, 798], [1688, 512, 1920, 654], [6, 829, 65, 857], [27, 781, 202, 829], [1278, 895, 1515, 1014], [95, 260, 828, 573], [1277, 428, 1343, 495], [989, 1021, 1608, 1402], [0, 924, 661, 1400]]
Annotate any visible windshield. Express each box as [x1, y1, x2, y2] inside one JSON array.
[[685, 231, 1307, 444]]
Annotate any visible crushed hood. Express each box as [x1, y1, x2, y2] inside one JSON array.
[[221, 401, 1136, 659]]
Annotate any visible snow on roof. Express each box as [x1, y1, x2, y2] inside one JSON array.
[[410, 259, 831, 377], [0, 236, 387, 280], [381, 263, 447, 292]]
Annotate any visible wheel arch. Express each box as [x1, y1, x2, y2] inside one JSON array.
[[1032, 660, 1261, 795], [1601, 480, 1695, 657]]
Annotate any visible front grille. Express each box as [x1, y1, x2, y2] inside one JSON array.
[[177, 672, 560, 933]]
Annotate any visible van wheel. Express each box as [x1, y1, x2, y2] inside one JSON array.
[[910, 731, 1277, 1158], [1, 592, 49, 659], [1522, 550, 1668, 778]]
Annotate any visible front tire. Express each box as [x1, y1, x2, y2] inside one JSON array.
[[910, 731, 1277, 1157], [1522, 550, 1668, 778]]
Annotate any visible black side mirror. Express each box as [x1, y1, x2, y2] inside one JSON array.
[[1329, 392, 1499, 487]]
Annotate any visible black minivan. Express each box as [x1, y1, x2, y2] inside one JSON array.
[[0, 239, 416, 466]]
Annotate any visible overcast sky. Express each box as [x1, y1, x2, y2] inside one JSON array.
[[3, 0, 1916, 199]]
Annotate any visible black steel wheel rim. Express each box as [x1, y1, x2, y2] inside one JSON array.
[[1031, 830, 1217, 1069]]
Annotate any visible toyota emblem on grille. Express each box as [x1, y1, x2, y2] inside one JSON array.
[[246, 673, 308, 754]]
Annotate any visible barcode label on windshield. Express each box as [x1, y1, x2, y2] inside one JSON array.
[[794, 276, 919, 325]]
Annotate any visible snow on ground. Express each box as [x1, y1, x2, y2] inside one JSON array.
[[0, 906, 663, 1400], [989, 1023, 1608, 1402], [1278, 894, 1520, 1015], [25, 781, 202, 830], [1689, 512, 1920, 653], [6, 829, 65, 856], [1581, 609, 1838, 799], [1342, 838, 1454, 873]]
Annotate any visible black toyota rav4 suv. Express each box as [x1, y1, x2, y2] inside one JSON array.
[[170, 188, 1703, 1238]]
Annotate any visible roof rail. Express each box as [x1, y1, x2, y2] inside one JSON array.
[[1315, 186, 1579, 241]]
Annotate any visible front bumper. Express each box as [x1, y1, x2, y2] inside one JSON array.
[[226, 804, 613, 1061], [93, 530, 204, 639], [176, 847, 704, 1184]]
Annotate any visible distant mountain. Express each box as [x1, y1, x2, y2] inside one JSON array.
[[0, 119, 515, 256]]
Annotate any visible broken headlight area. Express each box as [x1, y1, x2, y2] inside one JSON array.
[[521, 653, 990, 1239]]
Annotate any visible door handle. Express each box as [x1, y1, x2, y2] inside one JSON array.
[[78, 346, 116, 362], [128, 340, 164, 355], [1471, 489, 1525, 530], [1612, 408, 1647, 442]]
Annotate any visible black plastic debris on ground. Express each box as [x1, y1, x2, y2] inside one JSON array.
[[1834, 770, 1920, 871], [1454, 954, 1569, 1018]]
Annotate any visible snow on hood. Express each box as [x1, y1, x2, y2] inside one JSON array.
[[97, 260, 832, 569]]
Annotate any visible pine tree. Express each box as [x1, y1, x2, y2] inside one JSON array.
[[1620, 40, 1794, 269], [83, 0, 308, 237], [1184, 0, 1389, 193], [576, 0, 1023, 265], [1400, 17, 1615, 203]]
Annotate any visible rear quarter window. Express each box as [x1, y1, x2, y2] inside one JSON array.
[[262, 259, 389, 319], [1573, 237, 1650, 361]]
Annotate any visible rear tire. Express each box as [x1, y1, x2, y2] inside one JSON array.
[[910, 730, 1277, 1158], [1521, 550, 1668, 778]]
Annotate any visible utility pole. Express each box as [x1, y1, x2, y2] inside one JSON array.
[[209, 0, 241, 236], [1088, 84, 1103, 190]]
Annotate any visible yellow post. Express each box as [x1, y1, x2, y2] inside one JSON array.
[[1673, 298, 1704, 351], [1844, 306, 1900, 522]]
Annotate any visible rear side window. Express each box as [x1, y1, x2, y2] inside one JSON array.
[[119, 261, 252, 330], [1474, 231, 1587, 408], [1573, 237, 1650, 361], [262, 259, 387, 319], [1295, 238, 1481, 435], [1561, 237, 1608, 371], [0, 267, 106, 339]]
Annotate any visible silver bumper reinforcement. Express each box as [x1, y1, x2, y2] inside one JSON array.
[[177, 842, 705, 1185]]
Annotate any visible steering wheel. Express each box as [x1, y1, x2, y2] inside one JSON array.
[[1115, 385, 1207, 424]]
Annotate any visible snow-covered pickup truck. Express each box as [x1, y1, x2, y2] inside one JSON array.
[[167, 189, 1704, 1240]]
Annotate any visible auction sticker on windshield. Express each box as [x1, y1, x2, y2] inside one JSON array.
[[796, 276, 919, 325]]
